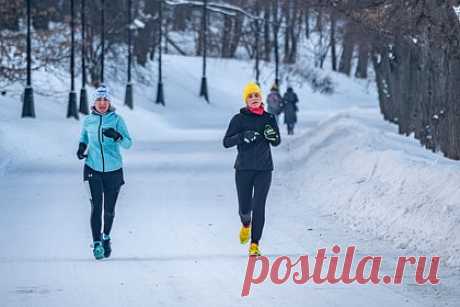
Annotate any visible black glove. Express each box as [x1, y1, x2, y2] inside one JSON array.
[[264, 124, 278, 142], [242, 130, 260, 144], [77, 142, 87, 160], [102, 128, 122, 141]]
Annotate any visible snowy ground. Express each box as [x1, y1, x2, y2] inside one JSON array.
[[0, 55, 459, 306]]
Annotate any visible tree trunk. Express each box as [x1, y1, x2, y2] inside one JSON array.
[[355, 40, 369, 78], [283, 0, 291, 63], [330, 10, 337, 71], [305, 5, 310, 39], [221, 15, 232, 57], [228, 15, 243, 58], [263, 2, 271, 61], [338, 22, 355, 76], [134, 1, 158, 65]]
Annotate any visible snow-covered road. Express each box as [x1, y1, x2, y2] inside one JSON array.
[[0, 110, 455, 307]]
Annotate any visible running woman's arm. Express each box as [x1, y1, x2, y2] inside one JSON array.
[[223, 115, 244, 148], [116, 116, 133, 149], [79, 118, 89, 145], [77, 119, 89, 159], [269, 115, 281, 147]]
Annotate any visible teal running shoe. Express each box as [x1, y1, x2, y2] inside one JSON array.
[[93, 241, 105, 260], [102, 234, 112, 258]]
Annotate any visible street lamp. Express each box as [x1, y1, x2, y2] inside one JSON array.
[[22, 0, 35, 118], [100, 0, 105, 84], [273, 0, 280, 87], [156, 0, 165, 105], [79, 0, 89, 114], [254, 18, 260, 85], [67, 0, 79, 119], [253, 2, 262, 85], [125, 0, 134, 109], [199, 0, 209, 102]]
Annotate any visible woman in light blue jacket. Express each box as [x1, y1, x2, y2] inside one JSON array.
[[77, 85, 132, 260]]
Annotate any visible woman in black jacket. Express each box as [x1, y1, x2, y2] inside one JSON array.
[[223, 82, 281, 256]]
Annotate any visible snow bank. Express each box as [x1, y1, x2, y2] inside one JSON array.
[[288, 110, 460, 267]]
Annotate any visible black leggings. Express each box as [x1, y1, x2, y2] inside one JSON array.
[[84, 166, 123, 242], [235, 170, 272, 244]]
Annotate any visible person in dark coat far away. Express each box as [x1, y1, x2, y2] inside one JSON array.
[[282, 87, 299, 135]]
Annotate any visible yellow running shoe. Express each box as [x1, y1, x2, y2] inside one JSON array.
[[239, 226, 251, 244], [249, 243, 261, 256]]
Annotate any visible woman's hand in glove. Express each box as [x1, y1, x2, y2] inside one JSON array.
[[77, 142, 88, 160], [102, 128, 122, 141], [264, 125, 278, 142], [242, 130, 260, 144]]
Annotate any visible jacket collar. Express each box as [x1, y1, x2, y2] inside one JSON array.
[[240, 106, 265, 116]]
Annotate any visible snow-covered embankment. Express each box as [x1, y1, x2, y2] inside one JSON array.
[[288, 109, 460, 267]]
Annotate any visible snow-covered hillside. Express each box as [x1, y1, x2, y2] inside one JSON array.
[[0, 55, 459, 307], [287, 109, 460, 267]]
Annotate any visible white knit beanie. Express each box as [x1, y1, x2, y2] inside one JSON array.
[[93, 85, 112, 103]]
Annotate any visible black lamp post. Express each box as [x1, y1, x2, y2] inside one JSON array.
[[254, 2, 262, 85], [124, 0, 133, 109], [155, 0, 165, 105], [273, 0, 280, 87], [100, 0, 105, 84], [254, 19, 260, 85], [79, 0, 89, 114], [67, 0, 79, 119], [22, 0, 35, 118], [199, 0, 209, 102]]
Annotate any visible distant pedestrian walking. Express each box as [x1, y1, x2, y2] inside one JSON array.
[[266, 84, 284, 122], [282, 87, 299, 135]]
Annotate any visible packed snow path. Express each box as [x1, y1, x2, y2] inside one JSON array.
[[0, 107, 456, 307]]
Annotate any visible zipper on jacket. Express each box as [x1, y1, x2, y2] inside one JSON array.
[[98, 115, 105, 172]]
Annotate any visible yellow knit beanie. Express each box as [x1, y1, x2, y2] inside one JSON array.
[[242, 82, 262, 104]]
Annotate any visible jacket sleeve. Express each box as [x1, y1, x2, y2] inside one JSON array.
[[269, 115, 281, 147], [282, 94, 287, 105], [79, 118, 89, 145], [116, 116, 133, 149], [223, 115, 243, 148], [294, 94, 299, 111], [278, 93, 285, 108]]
